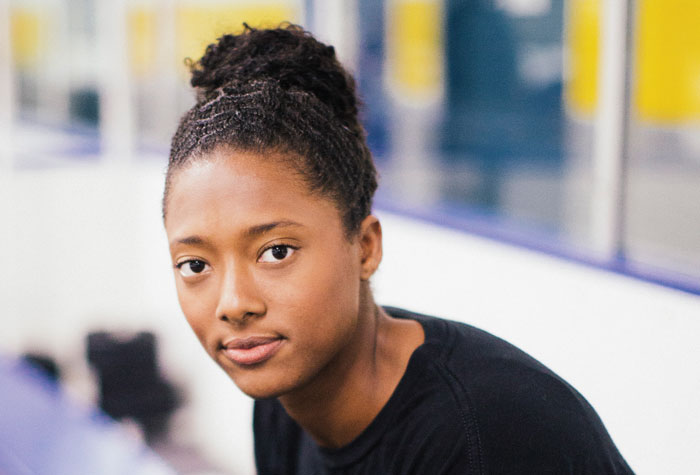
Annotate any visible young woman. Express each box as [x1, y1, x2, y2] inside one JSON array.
[[163, 24, 633, 474]]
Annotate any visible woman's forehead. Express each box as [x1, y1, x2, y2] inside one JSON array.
[[165, 150, 342, 241]]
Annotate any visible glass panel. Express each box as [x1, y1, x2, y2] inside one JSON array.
[[10, 0, 100, 166], [11, 0, 101, 128], [368, 0, 602, 255], [624, 0, 700, 283]]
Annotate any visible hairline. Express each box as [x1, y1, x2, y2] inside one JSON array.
[[162, 143, 364, 241]]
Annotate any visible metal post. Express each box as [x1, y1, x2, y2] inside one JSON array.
[[153, 0, 178, 148], [591, 0, 633, 260], [96, 0, 133, 164], [0, 0, 14, 169], [309, 0, 358, 71]]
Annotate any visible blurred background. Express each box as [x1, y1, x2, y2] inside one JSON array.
[[1, 0, 698, 473]]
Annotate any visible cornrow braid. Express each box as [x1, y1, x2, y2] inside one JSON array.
[[164, 24, 378, 236]]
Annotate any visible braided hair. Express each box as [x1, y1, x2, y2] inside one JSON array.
[[164, 23, 378, 237]]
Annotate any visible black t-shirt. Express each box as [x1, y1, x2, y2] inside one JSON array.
[[254, 307, 634, 474]]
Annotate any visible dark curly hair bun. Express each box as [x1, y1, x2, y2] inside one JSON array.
[[190, 24, 360, 137], [166, 23, 377, 237]]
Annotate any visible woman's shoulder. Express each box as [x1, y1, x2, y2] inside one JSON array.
[[384, 306, 634, 474], [384, 305, 556, 379], [386, 305, 581, 388]]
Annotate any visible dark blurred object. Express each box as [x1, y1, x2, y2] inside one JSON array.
[[70, 87, 100, 126], [442, 0, 564, 209], [87, 331, 180, 443], [22, 352, 61, 383]]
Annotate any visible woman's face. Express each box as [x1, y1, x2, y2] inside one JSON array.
[[165, 148, 370, 399]]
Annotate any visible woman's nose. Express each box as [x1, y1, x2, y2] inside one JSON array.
[[215, 265, 266, 325]]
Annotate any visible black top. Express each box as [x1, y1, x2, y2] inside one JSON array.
[[254, 307, 633, 474]]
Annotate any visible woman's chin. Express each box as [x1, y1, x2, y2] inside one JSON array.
[[229, 372, 296, 400]]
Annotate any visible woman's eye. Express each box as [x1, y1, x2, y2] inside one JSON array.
[[259, 245, 296, 263], [177, 260, 209, 277]]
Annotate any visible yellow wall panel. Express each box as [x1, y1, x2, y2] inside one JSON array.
[[10, 8, 45, 69], [129, 6, 157, 76], [176, 3, 296, 68], [387, 0, 443, 99], [565, 0, 600, 117], [635, 0, 700, 122]]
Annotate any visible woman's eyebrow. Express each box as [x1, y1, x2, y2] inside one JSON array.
[[170, 221, 303, 249], [171, 235, 209, 249], [244, 220, 303, 238]]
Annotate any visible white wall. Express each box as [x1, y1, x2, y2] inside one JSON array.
[[1, 163, 256, 474], [2, 161, 698, 474]]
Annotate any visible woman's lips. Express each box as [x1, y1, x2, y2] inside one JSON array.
[[222, 337, 284, 366]]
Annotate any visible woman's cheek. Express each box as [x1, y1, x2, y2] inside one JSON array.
[[302, 255, 361, 326], [177, 283, 215, 342]]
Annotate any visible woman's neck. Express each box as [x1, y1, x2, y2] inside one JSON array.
[[278, 291, 424, 448]]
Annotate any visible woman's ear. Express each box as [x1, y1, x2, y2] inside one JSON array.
[[358, 215, 383, 281]]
